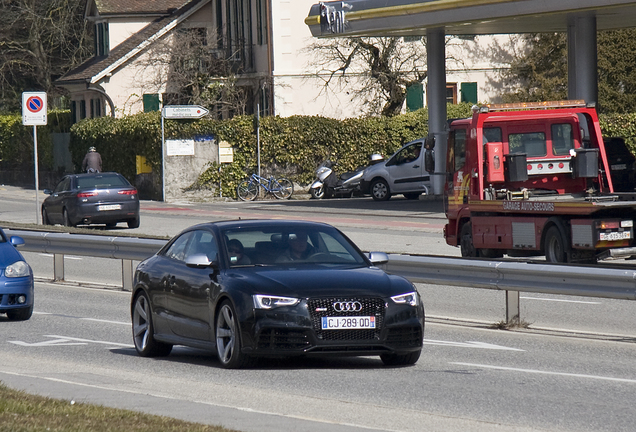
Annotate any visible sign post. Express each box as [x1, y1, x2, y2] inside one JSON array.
[[22, 92, 47, 224], [160, 105, 209, 201]]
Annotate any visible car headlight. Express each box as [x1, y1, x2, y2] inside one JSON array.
[[253, 295, 300, 309], [5, 261, 31, 278], [391, 291, 419, 307]]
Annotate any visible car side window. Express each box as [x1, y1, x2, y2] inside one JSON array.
[[164, 232, 194, 262], [395, 143, 422, 165], [185, 230, 218, 262], [54, 177, 70, 193]]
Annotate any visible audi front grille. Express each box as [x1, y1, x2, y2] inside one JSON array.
[[307, 297, 385, 341]]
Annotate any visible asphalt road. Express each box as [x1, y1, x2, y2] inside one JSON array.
[[2, 282, 636, 432], [2, 186, 636, 431]]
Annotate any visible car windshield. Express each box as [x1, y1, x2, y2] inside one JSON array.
[[76, 174, 130, 189], [222, 226, 367, 267]]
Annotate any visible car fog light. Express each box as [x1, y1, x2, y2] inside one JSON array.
[[17, 295, 26, 304]]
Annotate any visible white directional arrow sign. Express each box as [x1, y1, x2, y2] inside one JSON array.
[[11, 337, 87, 347], [162, 105, 209, 119], [423, 339, 525, 351], [9, 335, 133, 348]]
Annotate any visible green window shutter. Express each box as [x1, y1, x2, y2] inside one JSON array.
[[143, 94, 160, 112], [460, 82, 478, 104], [406, 83, 424, 112]]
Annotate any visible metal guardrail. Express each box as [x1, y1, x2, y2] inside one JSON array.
[[7, 229, 166, 292], [8, 229, 636, 323]]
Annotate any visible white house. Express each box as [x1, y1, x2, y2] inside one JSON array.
[[55, 0, 516, 122]]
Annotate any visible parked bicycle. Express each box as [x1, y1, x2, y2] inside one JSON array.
[[237, 173, 294, 201]]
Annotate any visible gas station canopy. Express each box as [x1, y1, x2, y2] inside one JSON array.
[[305, 0, 636, 37]]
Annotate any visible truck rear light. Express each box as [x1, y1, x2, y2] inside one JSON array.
[[77, 191, 98, 198], [118, 189, 137, 195], [558, 162, 564, 168], [598, 221, 619, 229]]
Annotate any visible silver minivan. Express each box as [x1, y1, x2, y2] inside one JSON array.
[[360, 138, 431, 201]]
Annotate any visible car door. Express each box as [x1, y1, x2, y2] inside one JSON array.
[[167, 229, 220, 341], [386, 141, 427, 193], [45, 177, 72, 224]]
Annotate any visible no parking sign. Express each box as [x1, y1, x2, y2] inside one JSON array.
[[22, 92, 47, 126]]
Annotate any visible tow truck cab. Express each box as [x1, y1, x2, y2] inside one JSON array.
[[443, 100, 636, 263]]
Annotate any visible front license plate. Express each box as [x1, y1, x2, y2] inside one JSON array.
[[599, 231, 631, 241], [611, 164, 627, 171], [321, 316, 375, 330], [98, 204, 121, 211]]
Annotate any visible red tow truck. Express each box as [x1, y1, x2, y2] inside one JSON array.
[[441, 100, 636, 263]]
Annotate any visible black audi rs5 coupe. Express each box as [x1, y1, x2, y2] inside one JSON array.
[[131, 219, 424, 368]]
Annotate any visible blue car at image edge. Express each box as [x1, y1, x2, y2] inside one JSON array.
[[0, 228, 34, 320]]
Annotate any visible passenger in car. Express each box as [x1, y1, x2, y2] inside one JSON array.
[[277, 232, 315, 262], [227, 239, 251, 265]]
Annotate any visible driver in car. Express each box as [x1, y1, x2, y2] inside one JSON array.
[[277, 232, 315, 261]]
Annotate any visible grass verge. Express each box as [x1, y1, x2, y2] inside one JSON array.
[[0, 383, 237, 432]]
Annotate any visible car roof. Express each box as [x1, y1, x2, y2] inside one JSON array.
[[68, 172, 122, 179], [181, 219, 335, 232]]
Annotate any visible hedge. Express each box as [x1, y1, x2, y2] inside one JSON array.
[[3, 104, 636, 199]]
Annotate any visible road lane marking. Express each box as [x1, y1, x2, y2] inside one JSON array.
[[520, 296, 601, 304], [38, 253, 82, 260], [9, 335, 133, 348], [10, 338, 87, 347], [33, 312, 129, 326], [0, 371, 402, 432], [451, 362, 636, 384], [423, 339, 524, 351]]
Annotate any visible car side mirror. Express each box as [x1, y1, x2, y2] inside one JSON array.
[[10, 236, 25, 248], [367, 251, 389, 265], [424, 149, 435, 174], [424, 135, 436, 174]]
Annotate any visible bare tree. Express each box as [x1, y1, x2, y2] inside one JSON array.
[[306, 37, 429, 117], [137, 27, 254, 118], [0, 0, 91, 111]]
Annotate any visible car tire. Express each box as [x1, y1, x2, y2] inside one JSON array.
[[106, 222, 117, 228], [132, 291, 173, 357], [380, 350, 421, 366], [42, 208, 51, 225], [127, 216, 140, 229], [6, 306, 33, 321], [63, 208, 74, 227], [371, 179, 390, 201], [403, 193, 420, 200], [216, 300, 251, 369]]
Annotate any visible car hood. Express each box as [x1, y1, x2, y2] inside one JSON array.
[[226, 265, 413, 297], [363, 162, 385, 179], [0, 243, 23, 268]]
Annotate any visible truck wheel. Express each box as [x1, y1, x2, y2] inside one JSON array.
[[544, 226, 567, 263], [460, 223, 478, 257], [371, 179, 390, 201]]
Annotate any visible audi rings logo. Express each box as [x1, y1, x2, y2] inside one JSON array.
[[333, 301, 362, 312]]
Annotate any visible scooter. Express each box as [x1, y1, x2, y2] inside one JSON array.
[[310, 154, 383, 199]]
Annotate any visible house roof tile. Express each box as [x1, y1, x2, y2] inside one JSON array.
[[57, 0, 205, 85], [94, 0, 192, 15]]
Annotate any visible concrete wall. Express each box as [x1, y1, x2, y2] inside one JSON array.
[[164, 137, 218, 202]]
